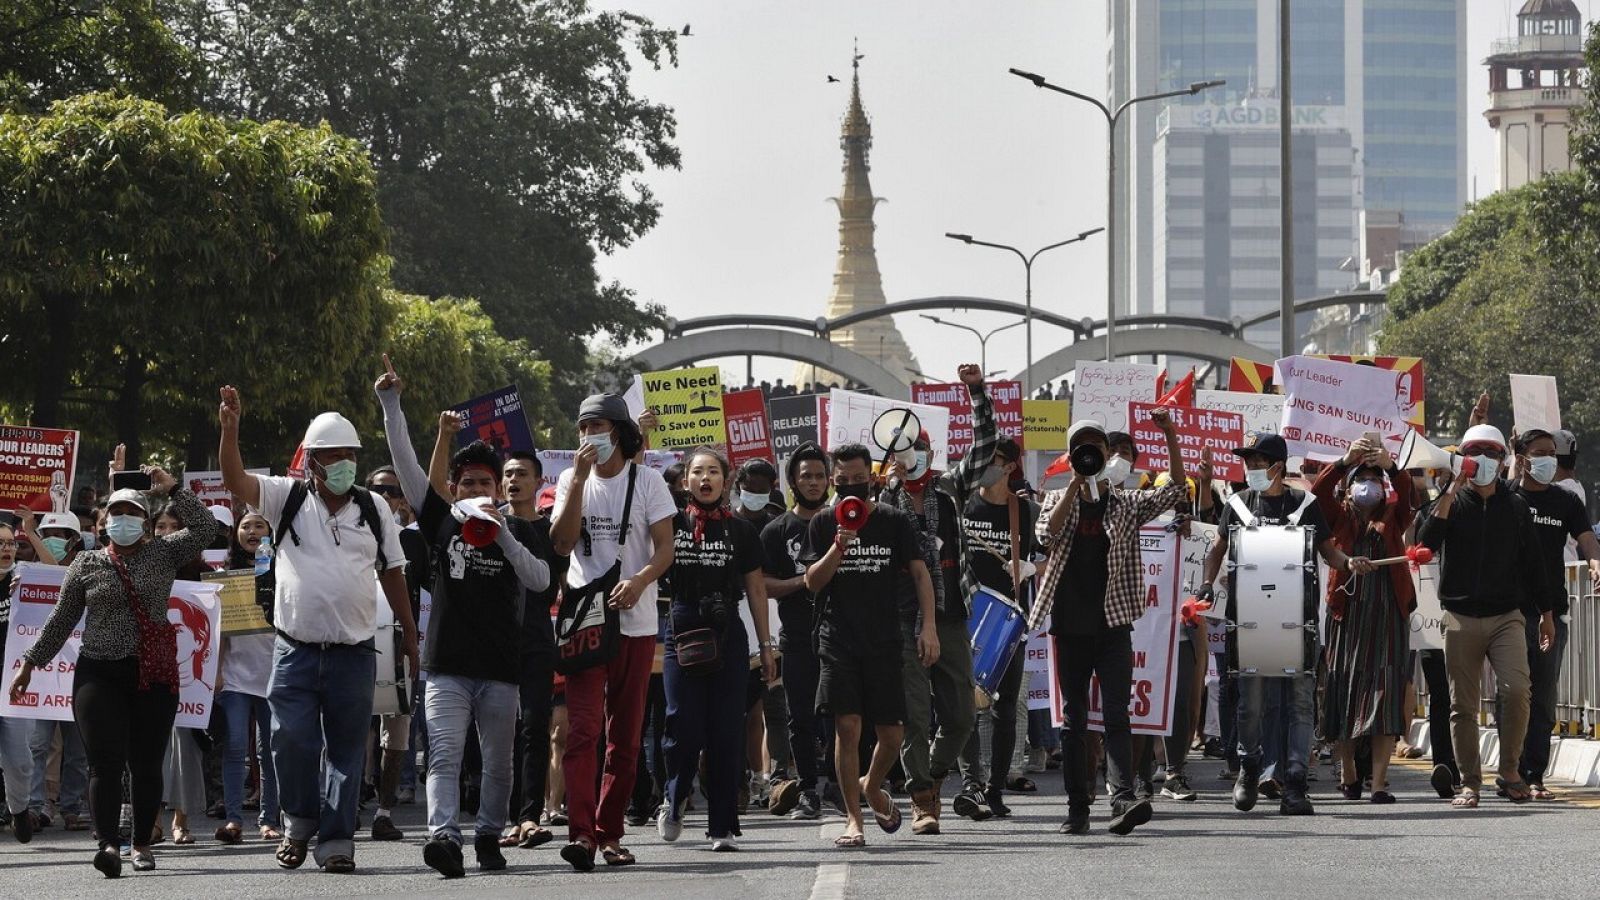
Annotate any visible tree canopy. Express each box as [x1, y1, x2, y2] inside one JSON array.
[[1, 0, 198, 114]]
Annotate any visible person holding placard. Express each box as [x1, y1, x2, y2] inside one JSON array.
[[214, 511, 282, 845], [0, 515, 50, 843], [1311, 437, 1416, 804], [1036, 411, 1186, 836], [9, 474, 217, 877]]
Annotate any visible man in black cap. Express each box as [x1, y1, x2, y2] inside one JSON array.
[[1199, 433, 1367, 816]]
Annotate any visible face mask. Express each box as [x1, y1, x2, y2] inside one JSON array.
[[107, 515, 146, 547], [835, 482, 870, 501], [0, 563, 14, 576], [317, 459, 358, 494], [907, 450, 931, 480], [581, 433, 616, 465], [1350, 481, 1385, 509], [1101, 455, 1133, 488], [42, 537, 71, 559], [738, 490, 768, 512], [1470, 456, 1500, 486], [795, 489, 828, 510], [1527, 456, 1558, 485], [80, 530, 97, 550], [1245, 468, 1274, 493], [978, 466, 1007, 489]]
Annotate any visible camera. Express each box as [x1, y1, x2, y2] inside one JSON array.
[[698, 590, 731, 629]]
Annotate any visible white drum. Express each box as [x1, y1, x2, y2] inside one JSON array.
[[373, 586, 411, 716], [1226, 524, 1317, 677]]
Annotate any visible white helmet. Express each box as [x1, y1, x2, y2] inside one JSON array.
[[37, 512, 81, 535], [303, 412, 362, 450], [1460, 424, 1507, 451]]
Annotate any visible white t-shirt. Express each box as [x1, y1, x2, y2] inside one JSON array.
[[221, 633, 275, 697], [254, 475, 406, 645], [555, 462, 677, 638]]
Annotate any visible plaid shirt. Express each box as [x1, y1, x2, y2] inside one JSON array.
[[1030, 482, 1186, 631], [880, 382, 998, 620]]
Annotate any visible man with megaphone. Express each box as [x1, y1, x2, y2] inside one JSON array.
[[1034, 409, 1186, 837]]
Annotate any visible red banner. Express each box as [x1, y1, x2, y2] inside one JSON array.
[[1227, 358, 1275, 393], [908, 381, 1024, 459], [722, 389, 774, 467], [1127, 402, 1245, 483], [0, 425, 79, 513]]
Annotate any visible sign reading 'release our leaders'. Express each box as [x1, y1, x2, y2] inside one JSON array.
[[0, 425, 78, 514], [642, 366, 726, 450]]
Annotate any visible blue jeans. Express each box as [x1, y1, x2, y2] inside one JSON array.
[[0, 714, 32, 815], [218, 691, 279, 828], [423, 674, 519, 843], [1236, 675, 1314, 789], [662, 628, 750, 838], [268, 636, 374, 865], [29, 720, 86, 816]]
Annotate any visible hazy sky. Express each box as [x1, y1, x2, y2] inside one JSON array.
[[597, 0, 1584, 387]]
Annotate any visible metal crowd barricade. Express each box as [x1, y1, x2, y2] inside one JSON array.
[[1561, 562, 1599, 737]]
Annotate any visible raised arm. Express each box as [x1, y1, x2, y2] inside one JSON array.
[[374, 355, 434, 508], [942, 365, 994, 499], [549, 446, 598, 557], [152, 467, 218, 561], [426, 411, 461, 499], [217, 386, 260, 510]]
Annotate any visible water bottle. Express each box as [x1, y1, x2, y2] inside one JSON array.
[[254, 535, 273, 576]]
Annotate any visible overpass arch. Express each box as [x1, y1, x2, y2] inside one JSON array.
[[630, 328, 908, 397]]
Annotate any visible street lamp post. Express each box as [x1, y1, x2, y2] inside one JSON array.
[[943, 228, 1103, 394], [1009, 69, 1225, 363], [918, 314, 1026, 377]]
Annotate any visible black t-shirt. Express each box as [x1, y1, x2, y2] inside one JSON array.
[[762, 510, 816, 645], [668, 513, 764, 637], [1515, 483, 1589, 617], [398, 526, 431, 622], [518, 516, 564, 655], [1216, 487, 1329, 537], [416, 490, 532, 684], [1052, 496, 1111, 636], [962, 492, 1036, 601], [802, 503, 920, 652]]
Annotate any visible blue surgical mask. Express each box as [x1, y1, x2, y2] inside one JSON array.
[[1470, 456, 1500, 486], [42, 536, 71, 559], [1245, 468, 1274, 493], [106, 515, 146, 547], [1350, 481, 1384, 509], [739, 490, 768, 512], [908, 450, 931, 479], [1527, 456, 1558, 485], [581, 433, 615, 465], [317, 459, 358, 494]]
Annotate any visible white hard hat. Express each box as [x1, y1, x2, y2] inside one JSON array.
[[1460, 424, 1507, 450], [206, 505, 234, 528], [302, 412, 362, 450], [38, 512, 81, 535]]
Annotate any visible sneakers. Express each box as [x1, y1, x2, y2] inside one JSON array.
[[909, 790, 940, 835], [1025, 747, 1048, 774], [1280, 788, 1315, 816], [1161, 774, 1197, 802], [1233, 771, 1259, 812], [951, 787, 993, 821], [1058, 810, 1090, 835], [710, 835, 739, 852], [13, 809, 33, 844], [791, 791, 821, 820], [768, 779, 801, 817], [371, 815, 404, 841], [1107, 798, 1153, 836], [1258, 779, 1282, 800], [423, 836, 466, 878], [396, 786, 415, 805], [984, 787, 1011, 818], [474, 834, 507, 871], [657, 799, 684, 843]]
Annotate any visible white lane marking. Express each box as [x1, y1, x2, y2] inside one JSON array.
[[810, 863, 851, 900]]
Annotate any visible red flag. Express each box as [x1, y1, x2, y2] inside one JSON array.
[[287, 443, 306, 480], [1043, 451, 1072, 480], [1156, 370, 1195, 408]]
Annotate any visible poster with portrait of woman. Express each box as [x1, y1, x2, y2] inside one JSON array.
[[169, 580, 222, 728]]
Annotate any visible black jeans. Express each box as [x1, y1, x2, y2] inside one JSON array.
[[73, 656, 178, 848], [960, 644, 1026, 794], [629, 674, 667, 816], [1140, 634, 1197, 780], [1055, 628, 1135, 812], [1215, 652, 1240, 772], [511, 649, 555, 824], [1419, 649, 1457, 780], [779, 638, 822, 793]]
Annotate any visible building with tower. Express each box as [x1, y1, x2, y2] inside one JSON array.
[[795, 49, 919, 390], [1485, 0, 1587, 192]]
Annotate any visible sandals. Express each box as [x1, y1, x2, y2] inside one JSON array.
[[276, 836, 309, 869], [601, 845, 636, 867], [323, 855, 355, 874], [1339, 782, 1363, 801], [259, 825, 283, 842], [833, 833, 866, 849], [1530, 783, 1555, 800], [1370, 790, 1396, 804], [172, 826, 194, 845], [1451, 790, 1480, 809], [215, 822, 244, 845], [1006, 776, 1038, 793], [860, 778, 902, 835], [517, 822, 554, 849], [1495, 777, 1532, 804], [561, 839, 596, 872]]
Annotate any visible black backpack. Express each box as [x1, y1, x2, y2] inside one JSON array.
[[274, 481, 390, 573]]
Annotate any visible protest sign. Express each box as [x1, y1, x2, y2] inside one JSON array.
[[183, 469, 269, 511], [1509, 374, 1561, 434], [1071, 362, 1161, 433], [1128, 403, 1246, 482], [769, 394, 823, 463], [824, 388, 951, 471], [1024, 625, 1053, 711], [169, 580, 223, 728], [2, 564, 74, 721], [1228, 358, 1275, 393], [910, 381, 1024, 459], [202, 569, 271, 637], [416, 587, 433, 681], [1410, 563, 1444, 652], [722, 388, 775, 467], [451, 384, 536, 453], [1022, 399, 1070, 451], [1050, 527, 1182, 735], [641, 366, 726, 449], [0, 426, 78, 513], [1275, 355, 1414, 462], [1195, 390, 1286, 440], [1180, 522, 1230, 654], [536, 449, 681, 493], [1313, 355, 1425, 432]]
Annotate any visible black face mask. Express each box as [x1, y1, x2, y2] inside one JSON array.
[[834, 482, 870, 501], [794, 489, 829, 510]]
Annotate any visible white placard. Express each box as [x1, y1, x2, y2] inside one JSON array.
[[182, 468, 270, 510], [1275, 355, 1409, 461], [1195, 389, 1287, 440], [823, 388, 952, 472], [1179, 521, 1231, 654], [1409, 562, 1444, 651], [1070, 362, 1161, 434], [1509, 374, 1561, 434], [169, 581, 223, 728], [1024, 624, 1052, 711], [2, 564, 74, 720]]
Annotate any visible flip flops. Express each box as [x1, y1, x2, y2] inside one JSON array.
[[1495, 777, 1532, 804], [859, 778, 901, 834], [833, 833, 866, 849]]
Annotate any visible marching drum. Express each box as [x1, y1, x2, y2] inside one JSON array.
[[1226, 524, 1318, 677], [372, 585, 411, 716], [969, 586, 1026, 704]]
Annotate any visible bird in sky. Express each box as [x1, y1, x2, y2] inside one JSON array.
[[827, 75, 839, 83]]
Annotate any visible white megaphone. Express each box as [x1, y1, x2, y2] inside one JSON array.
[[1395, 431, 1479, 479]]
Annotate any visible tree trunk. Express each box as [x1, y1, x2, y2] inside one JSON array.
[[31, 293, 78, 427], [114, 352, 146, 472]]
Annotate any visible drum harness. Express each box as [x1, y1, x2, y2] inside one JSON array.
[[1224, 488, 1319, 676]]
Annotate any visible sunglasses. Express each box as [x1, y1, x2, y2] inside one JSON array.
[[368, 484, 403, 498], [1460, 445, 1506, 460]]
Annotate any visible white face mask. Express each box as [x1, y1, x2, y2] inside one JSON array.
[[1245, 467, 1275, 492], [1470, 456, 1500, 486], [580, 432, 615, 465], [1527, 456, 1558, 485], [738, 490, 768, 512], [907, 450, 931, 480], [1100, 455, 1133, 488]]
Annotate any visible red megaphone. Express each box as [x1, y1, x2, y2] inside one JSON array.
[[834, 496, 869, 529], [1405, 545, 1434, 569]]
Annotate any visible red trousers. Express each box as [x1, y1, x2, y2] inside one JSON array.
[[562, 634, 655, 848]]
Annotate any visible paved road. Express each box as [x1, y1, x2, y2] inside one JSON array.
[[2, 757, 1595, 899]]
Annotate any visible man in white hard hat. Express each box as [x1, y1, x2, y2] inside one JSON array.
[[218, 385, 416, 873], [1415, 423, 1554, 809]]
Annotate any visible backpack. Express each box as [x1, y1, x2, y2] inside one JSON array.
[[274, 481, 390, 574]]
